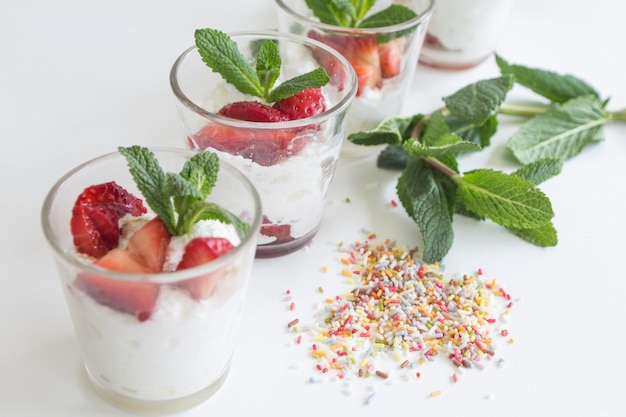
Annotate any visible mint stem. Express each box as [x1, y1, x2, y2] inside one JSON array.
[[420, 156, 459, 179], [498, 103, 552, 118], [607, 107, 626, 122]]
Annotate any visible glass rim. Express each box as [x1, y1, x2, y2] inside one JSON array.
[[275, 0, 435, 35], [169, 30, 358, 130], [41, 146, 263, 284]]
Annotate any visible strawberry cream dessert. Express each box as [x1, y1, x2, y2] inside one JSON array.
[[171, 29, 357, 257], [43, 146, 261, 412]]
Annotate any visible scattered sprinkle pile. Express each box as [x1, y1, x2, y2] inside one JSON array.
[[286, 233, 514, 391]]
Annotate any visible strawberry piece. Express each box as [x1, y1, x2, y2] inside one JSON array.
[[71, 181, 147, 258], [378, 39, 403, 79], [308, 31, 382, 96], [189, 123, 305, 167], [273, 88, 326, 120], [260, 215, 294, 244], [126, 217, 171, 273], [218, 101, 291, 122], [175, 237, 235, 300], [77, 248, 159, 321]]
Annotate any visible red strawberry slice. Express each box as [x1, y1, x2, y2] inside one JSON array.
[[260, 215, 294, 244], [273, 88, 326, 120], [76, 248, 160, 321], [126, 217, 171, 273], [308, 31, 382, 97], [189, 123, 304, 167], [175, 237, 235, 299], [71, 181, 147, 258], [378, 38, 403, 79], [218, 101, 290, 122]]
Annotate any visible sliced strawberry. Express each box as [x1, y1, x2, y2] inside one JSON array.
[[76, 248, 159, 321], [71, 181, 147, 258], [378, 38, 403, 79], [273, 88, 326, 120], [260, 215, 294, 244], [126, 217, 171, 273], [308, 31, 382, 96], [175, 237, 235, 300], [189, 123, 305, 167], [218, 101, 291, 122]]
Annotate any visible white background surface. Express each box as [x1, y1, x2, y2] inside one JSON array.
[[2, 0, 625, 416]]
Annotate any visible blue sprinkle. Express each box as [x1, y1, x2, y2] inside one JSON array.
[[308, 376, 318, 384], [365, 391, 377, 405]]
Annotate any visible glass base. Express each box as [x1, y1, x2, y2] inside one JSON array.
[[255, 226, 319, 258], [85, 363, 231, 414], [418, 53, 491, 71]]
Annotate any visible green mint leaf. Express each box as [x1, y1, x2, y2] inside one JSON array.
[[509, 222, 558, 247], [305, 0, 357, 27], [496, 54, 600, 103], [507, 95, 608, 164], [348, 114, 423, 146], [512, 158, 563, 185], [358, 5, 418, 42], [443, 75, 514, 125], [444, 114, 498, 149], [118, 146, 177, 234], [396, 159, 454, 263], [256, 40, 282, 97], [376, 144, 411, 170], [267, 68, 330, 102], [456, 169, 554, 229], [195, 28, 264, 98], [179, 151, 219, 198], [177, 202, 250, 240]]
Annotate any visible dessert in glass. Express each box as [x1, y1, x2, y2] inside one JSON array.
[[170, 29, 357, 257], [419, 0, 515, 70], [274, 0, 435, 156], [41, 146, 262, 413]]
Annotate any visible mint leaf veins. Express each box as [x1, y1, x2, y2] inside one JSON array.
[[194, 28, 330, 103], [118, 146, 249, 238]]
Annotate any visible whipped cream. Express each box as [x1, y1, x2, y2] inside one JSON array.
[[67, 218, 246, 401]]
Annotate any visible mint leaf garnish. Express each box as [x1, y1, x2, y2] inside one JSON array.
[[305, 0, 417, 42], [507, 95, 607, 164], [443, 75, 514, 125], [512, 158, 563, 185], [396, 159, 454, 264], [194, 28, 329, 103], [118, 146, 247, 237], [456, 169, 553, 229], [496, 54, 600, 103]]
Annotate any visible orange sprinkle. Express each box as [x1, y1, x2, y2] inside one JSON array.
[[429, 390, 443, 398], [341, 269, 353, 277], [340, 257, 351, 265]]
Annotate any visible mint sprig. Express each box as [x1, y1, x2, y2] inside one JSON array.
[[118, 146, 249, 238], [347, 55, 626, 263], [194, 28, 329, 103], [305, 0, 418, 42]]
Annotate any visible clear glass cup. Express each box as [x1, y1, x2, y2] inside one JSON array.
[[170, 31, 357, 258], [419, 0, 515, 70], [274, 0, 435, 157], [41, 147, 262, 414]]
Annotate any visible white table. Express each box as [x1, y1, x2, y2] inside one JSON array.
[[2, 1, 625, 416]]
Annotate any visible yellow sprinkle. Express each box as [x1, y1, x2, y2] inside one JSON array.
[[429, 390, 443, 398], [508, 338, 515, 344], [321, 266, 328, 273]]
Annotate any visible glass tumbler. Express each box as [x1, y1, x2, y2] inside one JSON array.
[[170, 31, 357, 258], [41, 147, 262, 414]]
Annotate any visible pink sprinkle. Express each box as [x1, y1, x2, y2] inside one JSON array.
[[501, 329, 509, 337], [452, 373, 459, 383], [391, 199, 398, 207], [296, 335, 302, 345], [289, 302, 295, 311], [286, 289, 291, 294]]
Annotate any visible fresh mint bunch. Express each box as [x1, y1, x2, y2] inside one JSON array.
[[305, 0, 418, 41], [118, 146, 249, 238], [348, 55, 626, 263], [194, 28, 330, 103]]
